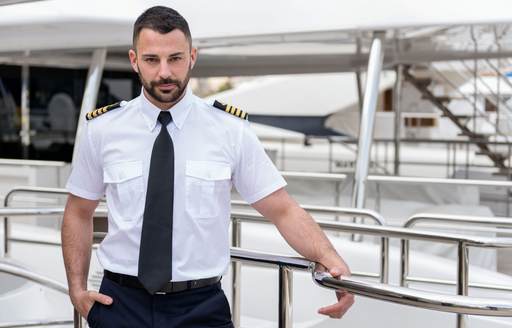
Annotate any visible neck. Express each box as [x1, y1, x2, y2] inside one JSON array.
[[143, 88, 187, 110]]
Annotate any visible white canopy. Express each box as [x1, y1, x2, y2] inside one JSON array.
[[1, 1, 512, 76], [1, 0, 512, 52]]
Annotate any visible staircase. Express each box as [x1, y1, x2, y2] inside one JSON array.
[[403, 67, 508, 171]]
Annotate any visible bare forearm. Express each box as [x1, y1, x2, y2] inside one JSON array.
[[61, 198, 96, 294], [274, 206, 343, 267], [252, 189, 345, 268]]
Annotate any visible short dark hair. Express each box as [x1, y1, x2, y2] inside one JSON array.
[[132, 6, 192, 48]]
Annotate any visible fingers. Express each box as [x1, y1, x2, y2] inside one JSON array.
[[88, 291, 113, 305], [318, 293, 355, 319], [329, 265, 350, 278]]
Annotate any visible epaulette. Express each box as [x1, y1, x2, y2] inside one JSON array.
[[85, 102, 122, 120], [213, 100, 248, 120]]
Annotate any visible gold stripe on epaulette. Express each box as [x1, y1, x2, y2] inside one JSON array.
[[85, 102, 122, 121], [212, 100, 248, 121]]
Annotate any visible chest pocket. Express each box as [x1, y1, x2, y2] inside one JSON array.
[[104, 161, 144, 223], [185, 161, 231, 219]]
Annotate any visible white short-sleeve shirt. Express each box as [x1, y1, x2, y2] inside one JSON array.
[[66, 88, 286, 281]]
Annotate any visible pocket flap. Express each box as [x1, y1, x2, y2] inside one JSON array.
[[104, 161, 143, 183], [186, 161, 231, 181]]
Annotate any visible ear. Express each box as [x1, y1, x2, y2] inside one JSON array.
[[128, 49, 139, 73], [189, 47, 197, 70]]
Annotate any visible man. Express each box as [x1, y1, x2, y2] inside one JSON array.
[[62, 6, 354, 327]]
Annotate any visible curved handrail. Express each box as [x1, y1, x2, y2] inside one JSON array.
[[0, 260, 68, 294], [405, 212, 512, 229], [314, 271, 512, 317], [231, 200, 386, 225], [3, 207, 512, 249], [0, 319, 73, 328], [0, 207, 108, 217], [233, 247, 512, 317], [3, 186, 72, 208], [401, 212, 512, 293], [230, 211, 512, 248]]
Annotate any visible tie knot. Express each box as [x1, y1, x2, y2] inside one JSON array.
[[158, 111, 172, 126]]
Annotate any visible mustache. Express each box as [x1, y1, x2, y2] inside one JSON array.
[[151, 78, 181, 87]]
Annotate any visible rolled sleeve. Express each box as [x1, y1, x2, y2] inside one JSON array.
[[233, 123, 286, 204], [66, 123, 105, 200]]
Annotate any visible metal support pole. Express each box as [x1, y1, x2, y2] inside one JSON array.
[[356, 36, 364, 117], [393, 65, 403, 175], [456, 242, 469, 328], [74, 310, 83, 328], [2, 215, 8, 257], [278, 266, 293, 328], [380, 237, 389, 283], [72, 48, 107, 163], [400, 239, 409, 287], [351, 36, 384, 240], [20, 55, 30, 159], [231, 218, 242, 328]]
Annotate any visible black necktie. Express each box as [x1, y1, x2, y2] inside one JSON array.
[[138, 111, 174, 294]]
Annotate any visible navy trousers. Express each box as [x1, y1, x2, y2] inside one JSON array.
[[87, 276, 234, 328]]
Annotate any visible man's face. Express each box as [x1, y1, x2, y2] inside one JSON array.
[[129, 28, 197, 108]]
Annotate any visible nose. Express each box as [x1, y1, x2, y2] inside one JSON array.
[[158, 60, 172, 80]]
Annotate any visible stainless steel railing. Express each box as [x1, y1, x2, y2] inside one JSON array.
[[0, 259, 72, 328], [401, 212, 512, 292], [3, 208, 512, 327], [230, 208, 388, 328], [0, 320, 73, 328], [233, 247, 512, 328], [228, 211, 512, 328]]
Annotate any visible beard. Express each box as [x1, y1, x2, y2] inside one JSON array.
[[137, 65, 191, 106]]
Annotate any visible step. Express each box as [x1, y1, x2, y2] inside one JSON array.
[[411, 77, 433, 88], [431, 96, 452, 104], [441, 114, 472, 120], [457, 132, 492, 138]]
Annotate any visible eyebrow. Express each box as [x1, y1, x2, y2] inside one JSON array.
[[141, 52, 185, 59]]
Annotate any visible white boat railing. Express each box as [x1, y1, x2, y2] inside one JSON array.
[[0, 259, 72, 328], [2, 208, 512, 328], [401, 213, 512, 291], [233, 248, 512, 328], [6, 173, 512, 253], [228, 211, 512, 328]]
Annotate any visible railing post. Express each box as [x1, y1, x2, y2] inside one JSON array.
[[231, 218, 242, 328], [3, 193, 10, 257], [456, 242, 469, 328], [74, 309, 83, 328], [279, 265, 293, 328], [400, 239, 409, 287], [380, 237, 389, 283], [3, 216, 9, 257]]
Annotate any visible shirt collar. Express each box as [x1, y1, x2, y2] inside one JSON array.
[[138, 87, 193, 131]]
